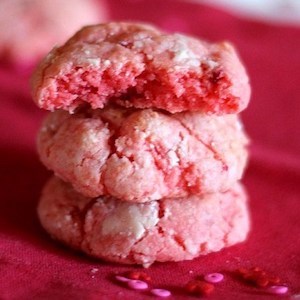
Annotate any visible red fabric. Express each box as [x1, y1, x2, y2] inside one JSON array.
[[1, 1, 300, 299]]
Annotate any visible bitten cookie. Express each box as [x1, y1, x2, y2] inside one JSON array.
[[32, 22, 250, 114], [38, 176, 250, 266], [0, 0, 106, 65], [37, 107, 248, 202]]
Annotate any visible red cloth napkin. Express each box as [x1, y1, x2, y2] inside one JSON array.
[[0, 0, 299, 299]]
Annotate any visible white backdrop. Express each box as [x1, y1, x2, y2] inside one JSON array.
[[187, 0, 300, 25]]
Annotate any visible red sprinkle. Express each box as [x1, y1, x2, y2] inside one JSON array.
[[185, 280, 214, 296], [236, 267, 280, 288], [126, 271, 151, 282]]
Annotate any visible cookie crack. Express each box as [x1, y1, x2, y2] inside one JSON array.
[[172, 235, 187, 252], [174, 116, 228, 171], [70, 197, 99, 252], [127, 201, 163, 265]]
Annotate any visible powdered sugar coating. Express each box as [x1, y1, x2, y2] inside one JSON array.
[[0, 0, 106, 65], [38, 177, 250, 266], [32, 22, 250, 114], [37, 107, 248, 202]]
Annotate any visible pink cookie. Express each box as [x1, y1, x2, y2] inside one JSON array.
[[37, 107, 248, 202], [38, 176, 250, 266], [32, 22, 250, 114], [0, 0, 106, 65]]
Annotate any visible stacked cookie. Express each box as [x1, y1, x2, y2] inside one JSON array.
[[32, 23, 251, 267]]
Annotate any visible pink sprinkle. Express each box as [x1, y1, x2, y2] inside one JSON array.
[[151, 288, 171, 297], [267, 285, 288, 295], [204, 273, 224, 283], [127, 279, 148, 290], [115, 275, 131, 283]]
